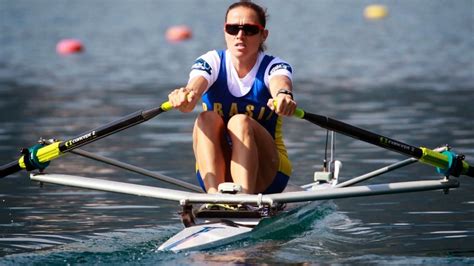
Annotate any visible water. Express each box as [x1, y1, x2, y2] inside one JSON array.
[[1, 0, 473, 264]]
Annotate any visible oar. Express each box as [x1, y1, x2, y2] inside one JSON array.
[[0, 102, 173, 178], [293, 108, 474, 177]]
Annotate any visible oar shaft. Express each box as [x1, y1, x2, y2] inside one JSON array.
[[302, 111, 424, 158], [0, 102, 172, 178], [59, 110, 148, 153], [0, 161, 23, 177], [296, 108, 474, 177]]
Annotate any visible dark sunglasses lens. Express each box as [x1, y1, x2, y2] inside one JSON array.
[[225, 24, 261, 36], [243, 25, 260, 35], [225, 25, 240, 35]]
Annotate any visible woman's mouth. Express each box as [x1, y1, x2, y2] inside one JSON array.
[[235, 42, 246, 48]]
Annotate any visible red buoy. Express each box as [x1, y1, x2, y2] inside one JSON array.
[[166, 25, 192, 43], [56, 39, 84, 55]]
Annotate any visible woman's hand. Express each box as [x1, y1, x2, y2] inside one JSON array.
[[267, 93, 296, 116], [168, 87, 196, 113]]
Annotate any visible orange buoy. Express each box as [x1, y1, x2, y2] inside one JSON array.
[[166, 25, 192, 43], [56, 39, 84, 55]]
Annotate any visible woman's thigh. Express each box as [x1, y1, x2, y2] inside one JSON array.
[[227, 114, 279, 191]]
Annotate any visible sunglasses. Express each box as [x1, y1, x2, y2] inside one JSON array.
[[224, 23, 264, 36]]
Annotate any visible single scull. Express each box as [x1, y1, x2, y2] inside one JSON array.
[[0, 101, 471, 252]]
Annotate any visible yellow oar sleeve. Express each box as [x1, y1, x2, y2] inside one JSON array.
[[18, 142, 62, 169], [419, 147, 449, 169], [36, 142, 62, 163]]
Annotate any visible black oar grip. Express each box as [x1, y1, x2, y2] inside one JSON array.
[[0, 161, 22, 178]]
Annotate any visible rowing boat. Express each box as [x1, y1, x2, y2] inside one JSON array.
[[158, 131, 340, 252], [0, 101, 471, 252], [157, 171, 339, 251]]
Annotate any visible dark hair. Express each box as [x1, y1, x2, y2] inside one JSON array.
[[225, 1, 268, 51]]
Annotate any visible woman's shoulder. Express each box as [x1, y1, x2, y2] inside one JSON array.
[[195, 50, 222, 64], [261, 53, 293, 75], [189, 50, 223, 86], [262, 53, 289, 64]]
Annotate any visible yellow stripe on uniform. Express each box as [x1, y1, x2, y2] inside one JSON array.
[[274, 116, 292, 176]]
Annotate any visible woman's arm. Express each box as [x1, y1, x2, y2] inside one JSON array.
[[267, 75, 296, 116], [168, 76, 208, 113]]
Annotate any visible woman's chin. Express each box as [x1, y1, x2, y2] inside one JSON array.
[[229, 48, 257, 60], [230, 48, 246, 57]]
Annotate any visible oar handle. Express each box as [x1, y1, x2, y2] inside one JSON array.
[[271, 100, 304, 118], [159, 101, 173, 112], [294, 108, 305, 119]]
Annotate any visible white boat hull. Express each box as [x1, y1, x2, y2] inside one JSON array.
[[158, 220, 253, 252]]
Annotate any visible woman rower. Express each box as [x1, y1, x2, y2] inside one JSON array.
[[168, 1, 296, 194]]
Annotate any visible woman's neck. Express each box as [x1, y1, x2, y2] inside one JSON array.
[[230, 51, 260, 78]]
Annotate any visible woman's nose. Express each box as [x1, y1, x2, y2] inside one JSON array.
[[236, 29, 245, 37]]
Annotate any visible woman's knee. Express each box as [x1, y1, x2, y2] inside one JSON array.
[[227, 114, 254, 137], [194, 111, 224, 133], [196, 111, 224, 126], [193, 111, 226, 145]]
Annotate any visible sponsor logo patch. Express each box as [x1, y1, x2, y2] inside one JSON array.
[[269, 62, 292, 75], [191, 58, 212, 75]]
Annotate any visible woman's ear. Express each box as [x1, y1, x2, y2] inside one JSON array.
[[262, 29, 269, 42]]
